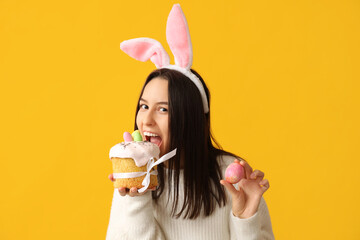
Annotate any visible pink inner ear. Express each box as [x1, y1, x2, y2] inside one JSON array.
[[120, 38, 170, 68], [166, 4, 193, 69]]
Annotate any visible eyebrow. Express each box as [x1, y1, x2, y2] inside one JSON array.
[[140, 98, 168, 105]]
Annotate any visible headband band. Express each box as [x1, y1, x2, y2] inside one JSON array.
[[119, 4, 209, 113], [162, 65, 209, 113]]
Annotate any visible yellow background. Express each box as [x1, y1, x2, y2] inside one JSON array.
[[1, 0, 359, 239]]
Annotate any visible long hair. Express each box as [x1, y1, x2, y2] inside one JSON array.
[[134, 68, 243, 219]]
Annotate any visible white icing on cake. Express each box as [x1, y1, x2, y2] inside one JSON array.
[[109, 141, 160, 167]]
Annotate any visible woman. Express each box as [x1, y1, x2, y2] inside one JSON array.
[[106, 68, 274, 239]]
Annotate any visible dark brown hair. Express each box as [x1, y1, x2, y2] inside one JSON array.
[[134, 68, 242, 219]]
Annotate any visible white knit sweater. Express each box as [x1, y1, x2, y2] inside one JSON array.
[[106, 155, 274, 240]]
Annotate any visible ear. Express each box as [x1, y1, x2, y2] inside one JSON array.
[[120, 38, 170, 68], [166, 4, 193, 70]]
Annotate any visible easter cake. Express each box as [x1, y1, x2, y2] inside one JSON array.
[[109, 130, 160, 190]]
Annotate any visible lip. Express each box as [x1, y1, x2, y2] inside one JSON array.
[[143, 130, 160, 136], [142, 130, 162, 147]]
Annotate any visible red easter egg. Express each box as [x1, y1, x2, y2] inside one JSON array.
[[225, 163, 245, 184]]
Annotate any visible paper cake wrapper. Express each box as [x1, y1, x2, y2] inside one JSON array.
[[111, 157, 158, 189]]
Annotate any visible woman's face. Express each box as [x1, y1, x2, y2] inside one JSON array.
[[136, 77, 169, 156]]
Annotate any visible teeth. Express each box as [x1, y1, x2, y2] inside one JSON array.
[[144, 132, 159, 137]]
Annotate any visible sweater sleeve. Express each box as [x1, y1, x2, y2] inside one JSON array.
[[229, 197, 274, 240], [106, 189, 165, 240]]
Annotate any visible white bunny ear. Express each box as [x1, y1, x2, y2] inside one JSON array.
[[120, 38, 170, 68], [166, 4, 193, 69]]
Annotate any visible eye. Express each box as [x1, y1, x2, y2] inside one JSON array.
[[159, 107, 168, 112], [140, 104, 149, 110]]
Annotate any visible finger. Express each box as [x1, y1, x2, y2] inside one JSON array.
[[234, 159, 240, 164], [238, 178, 248, 189], [220, 180, 238, 196], [239, 160, 253, 179], [250, 170, 264, 180], [108, 173, 115, 182], [118, 187, 127, 196], [128, 187, 138, 197], [133, 188, 153, 196], [259, 179, 270, 193]]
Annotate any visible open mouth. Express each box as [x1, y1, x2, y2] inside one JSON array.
[[143, 131, 162, 147]]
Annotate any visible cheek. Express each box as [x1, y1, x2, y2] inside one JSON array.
[[135, 112, 141, 128], [161, 116, 169, 132], [160, 121, 169, 139], [162, 121, 170, 150]]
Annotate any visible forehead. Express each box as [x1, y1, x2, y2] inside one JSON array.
[[141, 77, 168, 101]]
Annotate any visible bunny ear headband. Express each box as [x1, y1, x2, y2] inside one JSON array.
[[120, 4, 209, 113]]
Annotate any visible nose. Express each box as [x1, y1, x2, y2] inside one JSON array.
[[143, 110, 155, 126]]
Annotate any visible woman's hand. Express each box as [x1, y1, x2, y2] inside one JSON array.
[[108, 173, 156, 197], [220, 159, 270, 219]]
